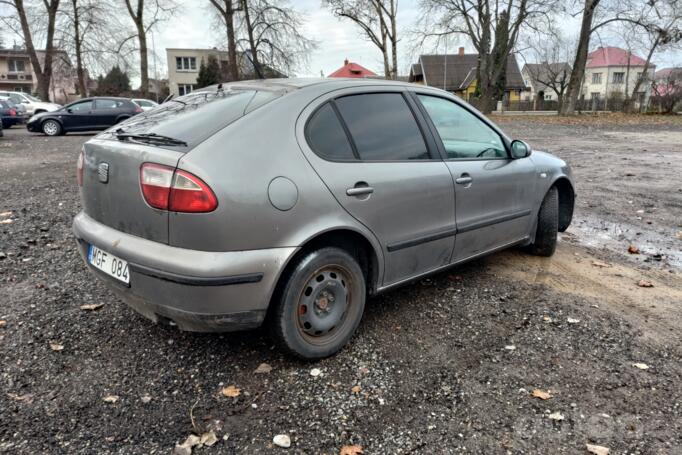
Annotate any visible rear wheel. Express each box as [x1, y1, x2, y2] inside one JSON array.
[[42, 119, 62, 136], [526, 186, 558, 257], [270, 247, 366, 359]]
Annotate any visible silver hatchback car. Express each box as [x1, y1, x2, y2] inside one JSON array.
[[73, 78, 575, 358]]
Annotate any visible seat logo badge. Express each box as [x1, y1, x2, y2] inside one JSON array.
[[98, 162, 109, 183]]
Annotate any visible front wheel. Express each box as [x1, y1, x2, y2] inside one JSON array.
[[526, 186, 558, 257], [42, 119, 62, 136], [270, 247, 366, 359]]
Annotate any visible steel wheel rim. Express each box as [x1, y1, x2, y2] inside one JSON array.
[[296, 264, 353, 345], [44, 121, 57, 135]]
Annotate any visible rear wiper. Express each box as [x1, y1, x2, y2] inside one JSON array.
[[115, 131, 187, 147]]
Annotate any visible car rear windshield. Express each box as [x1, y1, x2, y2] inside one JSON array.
[[103, 88, 283, 149]]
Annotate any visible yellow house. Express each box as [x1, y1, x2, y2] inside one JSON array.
[[408, 48, 525, 104]]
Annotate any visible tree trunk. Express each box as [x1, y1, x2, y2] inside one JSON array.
[[40, 0, 60, 101], [72, 0, 87, 96], [225, 2, 239, 80], [389, 0, 397, 80], [138, 24, 149, 96], [241, 0, 261, 77], [628, 37, 658, 113], [561, 0, 599, 115]]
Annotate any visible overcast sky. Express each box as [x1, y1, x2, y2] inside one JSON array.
[[2, 0, 680, 81]]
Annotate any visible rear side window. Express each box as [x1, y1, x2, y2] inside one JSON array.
[[109, 88, 282, 149], [305, 103, 355, 160], [335, 93, 429, 161], [95, 99, 125, 109]]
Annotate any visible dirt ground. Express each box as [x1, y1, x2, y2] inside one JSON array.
[[1, 115, 681, 454]]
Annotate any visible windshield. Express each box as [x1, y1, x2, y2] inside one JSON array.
[[107, 88, 283, 149]]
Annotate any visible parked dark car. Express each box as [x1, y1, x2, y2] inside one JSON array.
[[0, 99, 22, 128], [27, 97, 142, 136]]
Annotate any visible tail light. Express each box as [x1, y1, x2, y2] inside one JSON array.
[[76, 150, 84, 186], [140, 163, 217, 213], [9, 108, 16, 116]]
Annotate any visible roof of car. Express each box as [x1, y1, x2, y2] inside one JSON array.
[[200, 78, 419, 93]]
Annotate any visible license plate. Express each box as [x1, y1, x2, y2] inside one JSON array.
[[88, 245, 130, 284]]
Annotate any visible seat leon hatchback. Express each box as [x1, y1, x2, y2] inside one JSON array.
[[73, 78, 575, 359]]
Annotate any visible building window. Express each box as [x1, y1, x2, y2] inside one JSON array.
[[544, 94, 552, 100], [175, 57, 197, 71], [590, 92, 600, 100], [8, 59, 26, 72], [591, 73, 602, 84], [612, 72, 624, 84], [178, 84, 194, 96]]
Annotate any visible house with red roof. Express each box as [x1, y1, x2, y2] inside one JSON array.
[[328, 59, 377, 78], [580, 46, 655, 105]]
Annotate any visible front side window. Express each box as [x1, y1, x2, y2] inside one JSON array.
[[176, 57, 197, 71], [305, 103, 355, 160], [334, 93, 429, 161], [69, 101, 94, 112], [612, 72, 625, 84], [417, 94, 506, 159]]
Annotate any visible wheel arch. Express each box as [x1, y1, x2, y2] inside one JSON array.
[[41, 116, 63, 131], [551, 177, 575, 232]]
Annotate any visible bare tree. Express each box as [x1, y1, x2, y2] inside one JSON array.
[[208, 0, 240, 80], [237, 0, 317, 77], [651, 67, 682, 113], [418, 0, 557, 113], [524, 29, 575, 111], [122, 0, 175, 96], [1, 0, 61, 100], [560, 0, 660, 115], [325, 0, 399, 79]]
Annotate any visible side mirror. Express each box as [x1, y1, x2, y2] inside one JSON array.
[[66, 108, 73, 113], [510, 140, 532, 159], [22, 100, 30, 104]]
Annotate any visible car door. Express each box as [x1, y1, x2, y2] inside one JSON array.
[[414, 93, 537, 262], [300, 89, 456, 287], [92, 99, 122, 128], [62, 100, 95, 130]]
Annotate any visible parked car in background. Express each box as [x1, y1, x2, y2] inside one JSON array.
[[0, 117, 3, 137], [73, 79, 575, 359], [0, 99, 29, 127], [132, 98, 159, 111], [27, 97, 143, 136], [0, 91, 61, 116], [0, 100, 22, 128]]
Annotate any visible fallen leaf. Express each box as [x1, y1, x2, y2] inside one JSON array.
[[531, 389, 552, 400], [103, 395, 119, 404], [542, 316, 552, 322], [0, 320, 6, 327], [7, 392, 34, 402], [632, 363, 649, 370], [0, 219, 14, 224], [80, 303, 104, 311], [340, 444, 364, 455], [272, 434, 291, 448], [637, 280, 654, 288], [310, 368, 322, 377], [221, 385, 240, 397], [676, 231, 682, 240], [200, 431, 218, 447], [0, 211, 12, 217], [174, 434, 201, 455], [548, 411, 565, 421], [627, 245, 640, 254], [586, 443, 610, 455], [351, 385, 361, 394], [254, 363, 272, 374], [591, 260, 610, 268], [49, 342, 64, 352]]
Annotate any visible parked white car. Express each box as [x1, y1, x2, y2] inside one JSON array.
[[132, 98, 159, 111], [0, 91, 61, 116]]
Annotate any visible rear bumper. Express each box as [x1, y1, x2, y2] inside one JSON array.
[[73, 211, 297, 332]]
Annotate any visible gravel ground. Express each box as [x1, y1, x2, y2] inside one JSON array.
[[1, 118, 681, 454]]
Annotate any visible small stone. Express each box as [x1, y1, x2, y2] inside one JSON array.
[[549, 411, 565, 421], [273, 434, 291, 448], [504, 345, 516, 351], [310, 368, 321, 377], [141, 394, 152, 404], [567, 318, 580, 324], [0, 252, 6, 260]]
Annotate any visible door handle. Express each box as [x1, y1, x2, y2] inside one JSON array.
[[455, 174, 473, 185], [346, 184, 374, 197]]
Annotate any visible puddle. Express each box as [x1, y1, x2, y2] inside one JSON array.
[[563, 215, 681, 269]]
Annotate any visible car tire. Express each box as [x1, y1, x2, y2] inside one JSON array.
[[42, 119, 62, 136], [270, 247, 366, 359], [526, 186, 558, 257]]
